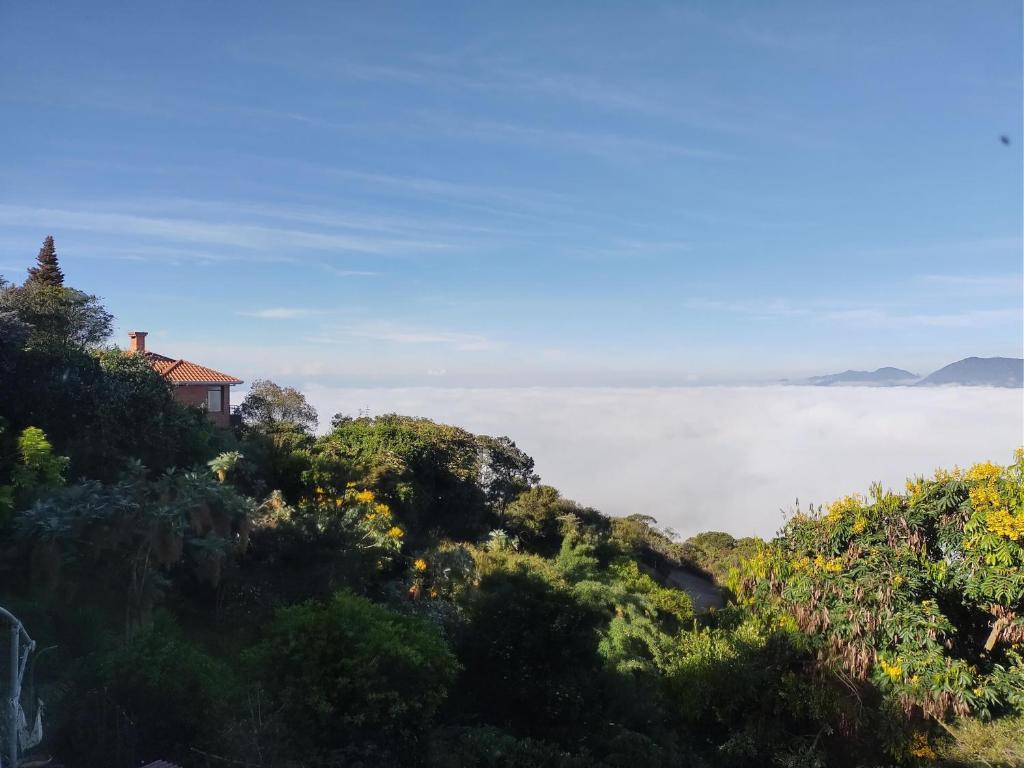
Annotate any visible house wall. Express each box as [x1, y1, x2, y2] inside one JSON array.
[[171, 384, 232, 428]]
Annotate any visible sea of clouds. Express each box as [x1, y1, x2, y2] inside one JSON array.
[[301, 385, 1023, 539]]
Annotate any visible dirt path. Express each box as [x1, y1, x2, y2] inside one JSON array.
[[667, 569, 726, 611]]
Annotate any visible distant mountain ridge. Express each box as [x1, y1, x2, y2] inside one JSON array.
[[915, 357, 1023, 388], [802, 357, 1023, 388], [806, 367, 918, 386]]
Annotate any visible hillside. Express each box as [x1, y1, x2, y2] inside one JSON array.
[[1, 250, 1023, 768], [916, 356, 1024, 388], [805, 366, 918, 386]]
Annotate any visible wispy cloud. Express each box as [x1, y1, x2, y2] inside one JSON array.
[[825, 308, 1021, 330], [842, 237, 1023, 260], [921, 273, 1023, 291], [688, 297, 1022, 329], [684, 298, 811, 318], [311, 322, 494, 351], [0, 204, 459, 256], [419, 112, 722, 162], [257, 45, 755, 137], [320, 264, 380, 277], [317, 166, 574, 213], [237, 307, 328, 320]]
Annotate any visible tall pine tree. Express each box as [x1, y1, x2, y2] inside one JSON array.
[[26, 235, 64, 287]]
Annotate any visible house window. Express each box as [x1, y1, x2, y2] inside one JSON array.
[[207, 387, 223, 412]]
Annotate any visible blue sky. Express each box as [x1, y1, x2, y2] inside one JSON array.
[[1, 2, 1021, 387]]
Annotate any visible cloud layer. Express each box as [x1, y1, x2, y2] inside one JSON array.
[[300, 386, 1024, 539]]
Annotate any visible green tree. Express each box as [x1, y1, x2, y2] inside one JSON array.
[[456, 570, 606, 746], [61, 616, 235, 768], [79, 349, 219, 479], [477, 435, 539, 512], [13, 464, 251, 630], [0, 426, 68, 519], [0, 305, 29, 374], [0, 280, 112, 351], [12, 426, 68, 494], [239, 378, 318, 433], [247, 591, 458, 765], [736, 451, 1024, 745], [310, 415, 488, 540], [26, 235, 65, 287], [504, 485, 605, 556]]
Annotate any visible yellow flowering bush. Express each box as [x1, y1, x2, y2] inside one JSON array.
[[298, 486, 405, 562], [736, 450, 1024, 721]]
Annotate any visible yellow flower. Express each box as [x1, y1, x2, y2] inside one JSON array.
[[334, 498, 342, 508], [413, 558, 428, 571], [811, 554, 842, 573], [375, 503, 390, 516], [966, 461, 1002, 483], [825, 494, 864, 524], [388, 526, 404, 539], [851, 515, 868, 534], [987, 508, 1024, 541], [933, 466, 964, 483], [909, 733, 936, 760], [355, 490, 376, 503], [878, 657, 902, 681], [892, 574, 904, 588], [791, 556, 811, 572], [973, 687, 984, 697], [969, 484, 1002, 511]]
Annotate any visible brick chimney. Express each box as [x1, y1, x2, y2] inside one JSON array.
[[128, 330, 148, 353]]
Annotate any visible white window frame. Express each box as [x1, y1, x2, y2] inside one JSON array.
[[207, 386, 223, 412]]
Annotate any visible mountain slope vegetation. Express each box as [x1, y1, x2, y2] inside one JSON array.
[[1, 243, 1022, 767]]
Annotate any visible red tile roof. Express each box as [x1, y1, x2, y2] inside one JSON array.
[[144, 351, 243, 385]]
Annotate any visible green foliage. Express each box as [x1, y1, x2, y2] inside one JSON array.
[[11, 464, 252, 627], [310, 414, 490, 540], [476, 435, 539, 512], [609, 513, 685, 567], [934, 714, 1024, 766], [0, 280, 112, 351], [1, 426, 69, 517], [1, 347, 218, 483], [2, 250, 1019, 767], [430, 727, 590, 768], [240, 378, 319, 433], [208, 449, 244, 482], [238, 422, 313, 501], [505, 485, 607, 556], [82, 349, 220, 478], [61, 616, 235, 768], [456, 569, 607, 746], [738, 452, 1024, 723], [680, 530, 762, 584], [247, 591, 458, 765], [26, 235, 65, 287]]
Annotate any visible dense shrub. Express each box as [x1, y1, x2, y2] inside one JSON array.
[[59, 617, 235, 768], [247, 591, 459, 766]]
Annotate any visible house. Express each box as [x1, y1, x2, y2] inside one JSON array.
[[128, 331, 243, 428]]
